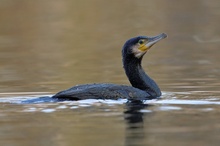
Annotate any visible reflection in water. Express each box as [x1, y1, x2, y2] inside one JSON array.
[[0, 0, 220, 146], [124, 100, 148, 146]]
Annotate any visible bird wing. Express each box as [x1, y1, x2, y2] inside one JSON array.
[[52, 83, 152, 100]]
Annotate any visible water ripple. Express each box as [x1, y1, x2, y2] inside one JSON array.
[[0, 91, 219, 113]]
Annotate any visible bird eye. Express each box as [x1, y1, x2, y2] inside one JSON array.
[[138, 40, 145, 45]]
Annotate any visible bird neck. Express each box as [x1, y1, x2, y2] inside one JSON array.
[[123, 57, 161, 97]]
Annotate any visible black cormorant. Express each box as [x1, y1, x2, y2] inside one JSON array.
[[52, 33, 167, 101]]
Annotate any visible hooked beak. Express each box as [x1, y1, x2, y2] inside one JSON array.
[[146, 33, 167, 49]]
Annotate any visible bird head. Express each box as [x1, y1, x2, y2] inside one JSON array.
[[122, 33, 167, 59]]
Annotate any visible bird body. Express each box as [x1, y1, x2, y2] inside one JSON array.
[[52, 33, 167, 101], [53, 83, 152, 100]]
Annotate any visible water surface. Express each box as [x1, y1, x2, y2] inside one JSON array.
[[0, 0, 220, 146]]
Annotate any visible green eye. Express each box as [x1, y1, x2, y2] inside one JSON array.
[[138, 40, 145, 45]]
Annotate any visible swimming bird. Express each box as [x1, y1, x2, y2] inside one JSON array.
[[52, 33, 167, 101]]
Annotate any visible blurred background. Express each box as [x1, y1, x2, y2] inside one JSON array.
[[1, 1, 220, 146], [0, 0, 219, 94]]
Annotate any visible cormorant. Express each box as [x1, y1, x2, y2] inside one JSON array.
[[52, 33, 167, 101]]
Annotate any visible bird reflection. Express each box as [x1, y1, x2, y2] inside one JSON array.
[[124, 100, 149, 146]]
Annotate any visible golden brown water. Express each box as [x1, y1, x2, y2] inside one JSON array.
[[0, 0, 220, 146]]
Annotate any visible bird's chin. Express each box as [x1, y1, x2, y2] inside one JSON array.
[[133, 50, 147, 58]]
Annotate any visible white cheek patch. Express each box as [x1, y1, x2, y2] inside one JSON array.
[[132, 46, 146, 58]]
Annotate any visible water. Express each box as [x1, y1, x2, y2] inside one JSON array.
[[0, 0, 220, 146]]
